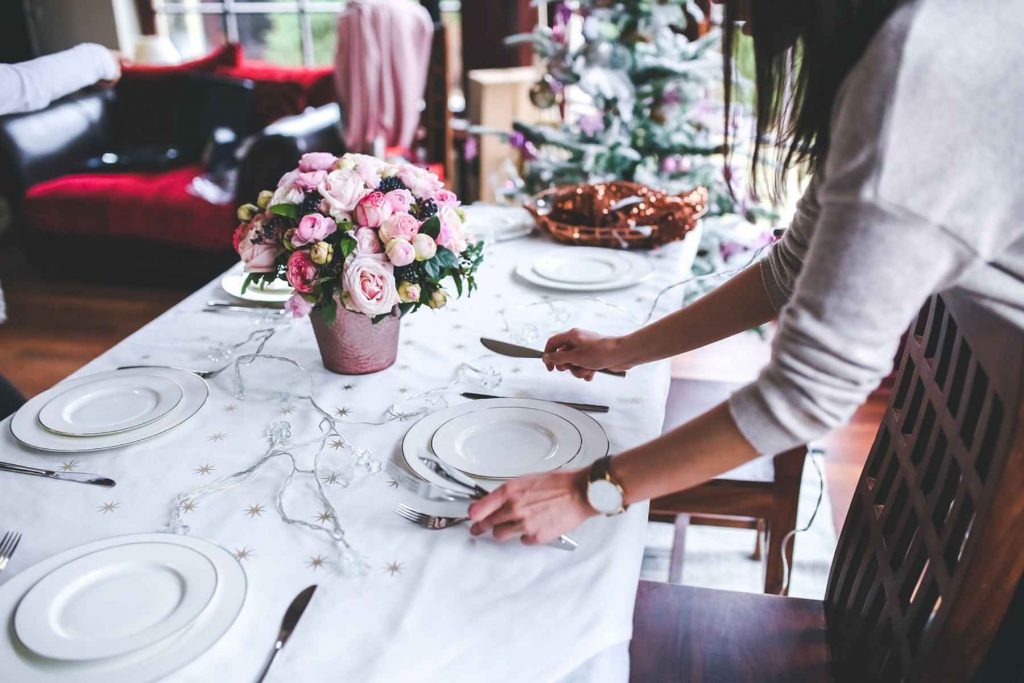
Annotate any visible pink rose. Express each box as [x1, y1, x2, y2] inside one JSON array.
[[379, 212, 420, 243], [239, 238, 278, 273], [432, 189, 459, 208], [352, 155, 385, 189], [354, 191, 392, 228], [292, 213, 337, 247], [286, 251, 318, 294], [385, 237, 415, 267], [298, 153, 338, 173], [353, 227, 383, 255], [398, 164, 443, 199], [342, 254, 400, 317], [277, 168, 300, 189], [294, 170, 328, 192], [285, 293, 314, 318], [435, 206, 466, 252], [384, 189, 414, 214], [318, 169, 370, 219]]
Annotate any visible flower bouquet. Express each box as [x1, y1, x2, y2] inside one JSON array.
[[233, 152, 483, 373]]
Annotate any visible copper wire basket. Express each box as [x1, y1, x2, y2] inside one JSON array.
[[527, 181, 708, 250]]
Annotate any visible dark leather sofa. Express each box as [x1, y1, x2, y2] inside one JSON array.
[[0, 76, 343, 285]]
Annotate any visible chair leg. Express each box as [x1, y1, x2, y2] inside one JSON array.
[[667, 514, 690, 584], [752, 519, 765, 561], [764, 447, 807, 595]]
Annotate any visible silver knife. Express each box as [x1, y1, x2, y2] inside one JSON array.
[[0, 461, 115, 487], [256, 584, 318, 683], [207, 300, 281, 310], [461, 392, 609, 413], [480, 338, 626, 377]]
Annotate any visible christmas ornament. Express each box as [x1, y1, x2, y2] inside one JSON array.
[[529, 78, 558, 109]]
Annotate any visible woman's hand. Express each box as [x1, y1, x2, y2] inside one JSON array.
[[468, 469, 598, 545], [543, 328, 633, 381]]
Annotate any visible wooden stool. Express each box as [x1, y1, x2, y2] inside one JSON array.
[[631, 293, 1024, 681]]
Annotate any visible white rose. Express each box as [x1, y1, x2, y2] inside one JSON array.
[[318, 169, 370, 220], [398, 164, 443, 200], [271, 184, 304, 206]]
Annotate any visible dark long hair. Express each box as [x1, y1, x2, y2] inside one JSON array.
[[722, 0, 902, 200]]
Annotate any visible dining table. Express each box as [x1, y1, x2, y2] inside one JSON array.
[[0, 227, 700, 682]]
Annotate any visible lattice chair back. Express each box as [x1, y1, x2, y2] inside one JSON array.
[[824, 292, 1024, 681]]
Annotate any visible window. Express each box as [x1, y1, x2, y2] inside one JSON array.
[[152, 1, 347, 66]]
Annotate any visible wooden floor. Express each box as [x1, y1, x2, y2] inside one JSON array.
[[0, 247, 878, 534]]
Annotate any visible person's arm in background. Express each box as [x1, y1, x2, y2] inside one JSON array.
[[542, 176, 822, 380], [0, 43, 121, 117]]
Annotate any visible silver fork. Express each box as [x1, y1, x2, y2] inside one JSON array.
[[0, 531, 22, 573], [115, 363, 231, 380], [395, 504, 468, 529]]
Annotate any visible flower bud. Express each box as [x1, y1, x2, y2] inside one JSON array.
[[427, 288, 448, 310], [310, 241, 334, 265], [411, 233, 437, 261], [385, 237, 416, 267], [397, 281, 422, 303], [257, 190, 274, 210], [237, 203, 260, 222]]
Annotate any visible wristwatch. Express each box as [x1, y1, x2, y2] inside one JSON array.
[[586, 456, 627, 516]]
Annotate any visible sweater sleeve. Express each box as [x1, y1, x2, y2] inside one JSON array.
[[759, 174, 822, 312], [0, 44, 119, 116], [729, 198, 978, 455]]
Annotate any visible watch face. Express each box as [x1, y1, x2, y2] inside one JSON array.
[[588, 478, 623, 515]]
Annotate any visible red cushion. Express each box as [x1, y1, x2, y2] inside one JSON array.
[[24, 166, 235, 253], [122, 44, 242, 78], [216, 61, 336, 129]]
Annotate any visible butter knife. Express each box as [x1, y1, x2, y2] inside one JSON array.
[[461, 392, 609, 413], [0, 461, 115, 487], [480, 338, 626, 377], [256, 584, 318, 683]]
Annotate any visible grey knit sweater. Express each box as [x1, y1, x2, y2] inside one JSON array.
[[728, 0, 1024, 455]]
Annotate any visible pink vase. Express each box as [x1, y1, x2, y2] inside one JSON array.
[[310, 307, 401, 374]]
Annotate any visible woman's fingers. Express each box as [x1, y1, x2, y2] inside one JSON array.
[[544, 329, 579, 353], [492, 521, 527, 541], [467, 486, 508, 524], [469, 501, 518, 535]]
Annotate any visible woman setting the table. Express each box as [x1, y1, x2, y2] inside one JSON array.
[[469, 0, 1024, 542]]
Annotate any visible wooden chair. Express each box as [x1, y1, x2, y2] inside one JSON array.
[[630, 292, 1024, 681], [650, 378, 807, 595]]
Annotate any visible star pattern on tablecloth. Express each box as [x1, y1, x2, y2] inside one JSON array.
[[511, 367, 522, 374], [180, 499, 198, 513], [385, 561, 403, 576], [194, 464, 215, 475], [398, 387, 410, 394], [140, 353, 152, 360], [208, 432, 227, 442], [454, 344, 465, 350], [307, 554, 327, 570], [619, 395, 643, 405], [234, 547, 254, 561], [320, 471, 342, 486], [403, 340, 414, 347], [245, 503, 265, 518], [386, 479, 399, 489], [223, 404, 238, 413], [343, 383, 355, 391], [330, 438, 344, 450], [279, 406, 295, 416], [334, 407, 350, 418], [60, 460, 78, 472], [97, 501, 119, 514], [315, 510, 334, 523]]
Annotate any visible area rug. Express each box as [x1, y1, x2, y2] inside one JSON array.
[[640, 454, 837, 599]]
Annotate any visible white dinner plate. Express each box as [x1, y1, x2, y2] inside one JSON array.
[[10, 368, 208, 453], [15, 543, 218, 661], [430, 406, 582, 479], [401, 398, 610, 492], [220, 272, 293, 304], [532, 250, 633, 285], [463, 204, 536, 242], [0, 533, 246, 683], [37, 375, 183, 437], [515, 247, 653, 292]]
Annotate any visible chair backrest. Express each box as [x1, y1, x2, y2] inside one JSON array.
[[824, 292, 1024, 681]]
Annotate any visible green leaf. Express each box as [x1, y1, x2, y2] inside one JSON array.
[[423, 258, 441, 280], [270, 204, 299, 219], [433, 247, 458, 268], [241, 272, 258, 294], [420, 215, 441, 239], [370, 313, 389, 325], [398, 302, 417, 317], [339, 234, 357, 260], [452, 273, 463, 297], [319, 299, 338, 324]]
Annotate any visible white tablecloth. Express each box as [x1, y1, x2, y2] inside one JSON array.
[[0, 233, 696, 682]]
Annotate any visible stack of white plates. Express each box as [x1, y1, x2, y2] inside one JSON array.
[[0, 533, 246, 682], [515, 247, 653, 292], [220, 273, 293, 305], [463, 203, 536, 242], [402, 398, 610, 490], [10, 368, 208, 452]]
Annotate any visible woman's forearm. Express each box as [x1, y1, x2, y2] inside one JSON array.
[[611, 401, 758, 504], [617, 263, 777, 367]]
